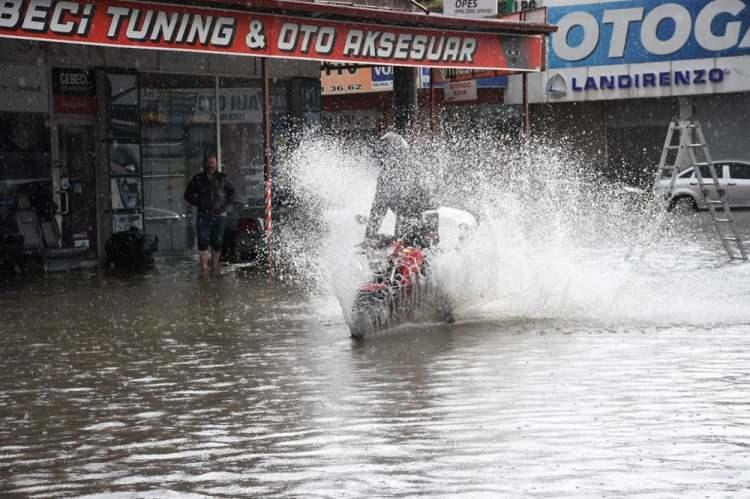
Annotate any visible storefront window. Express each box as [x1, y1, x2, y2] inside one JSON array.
[[140, 74, 275, 252], [606, 98, 678, 187], [0, 112, 51, 233], [218, 77, 264, 206], [106, 72, 145, 235], [140, 74, 218, 252]]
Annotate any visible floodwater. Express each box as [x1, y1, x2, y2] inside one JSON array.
[[2, 213, 750, 498], [3, 134, 750, 497]]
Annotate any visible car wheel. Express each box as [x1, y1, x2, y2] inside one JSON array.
[[669, 196, 697, 213]]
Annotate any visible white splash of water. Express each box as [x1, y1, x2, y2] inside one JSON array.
[[273, 136, 380, 312], [276, 131, 750, 327]]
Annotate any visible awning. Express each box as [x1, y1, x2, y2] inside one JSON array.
[[0, 0, 555, 72]]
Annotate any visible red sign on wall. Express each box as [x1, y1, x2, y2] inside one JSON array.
[[52, 68, 96, 114], [0, 0, 543, 71]]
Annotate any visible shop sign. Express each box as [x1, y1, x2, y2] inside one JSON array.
[[548, 0, 750, 69], [192, 88, 263, 124], [444, 0, 498, 18], [370, 66, 431, 89], [419, 67, 431, 88], [509, 1, 541, 13], [565, 68, 727, 93], [52, 68, 96, 114], [371, 66, 394, 90], [0, 64, 48, 113], [320, 63, 390, 95], [535, 58, 749, 102], [444, 80, 478, 102], [0, 0, 543, 71], [504, 0, 750, 104], [320, 65, 433, 95]]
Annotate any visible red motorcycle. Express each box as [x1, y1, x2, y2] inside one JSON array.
[[348, 212, 446, 338]]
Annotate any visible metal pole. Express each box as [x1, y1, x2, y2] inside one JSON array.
[[215, 76, 222, 170], [393, 66, 418, 133], [522, 72, 530, 136], [430, 68, 437, 134], [262, 57, 273, 275]]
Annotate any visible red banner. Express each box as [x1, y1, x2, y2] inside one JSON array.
[[0, 0, 543, 71]]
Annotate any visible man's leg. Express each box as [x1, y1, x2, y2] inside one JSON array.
[[211, 249, 221, 270], [199, 251, 211, 271], [210, 216, 227, 271], [197, 215, 211, 271]]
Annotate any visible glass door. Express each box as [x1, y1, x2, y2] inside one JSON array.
[[54, 123, 97, 256]]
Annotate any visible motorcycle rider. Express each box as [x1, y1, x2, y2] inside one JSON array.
[[365, 131, 437, 247], [359, 131, 453, 326]]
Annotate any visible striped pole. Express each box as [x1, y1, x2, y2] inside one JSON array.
[[262, 57, 273, 276], [264, 178, 273, 268]]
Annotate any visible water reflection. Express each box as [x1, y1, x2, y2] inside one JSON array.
[[2, 220, 750, 497], [6, 123, 750, 497]]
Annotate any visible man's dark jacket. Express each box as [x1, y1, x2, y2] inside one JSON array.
[[184, 172, 236, 216], [365, 152, 435, 240]]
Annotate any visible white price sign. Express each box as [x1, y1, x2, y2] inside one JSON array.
[[443, 0, 498, 18], [445, 80, 478, 102]]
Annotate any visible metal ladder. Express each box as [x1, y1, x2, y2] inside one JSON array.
[[657, 117, 747, 261]]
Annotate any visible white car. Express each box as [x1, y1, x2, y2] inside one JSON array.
[[654, 160, 750, 210]]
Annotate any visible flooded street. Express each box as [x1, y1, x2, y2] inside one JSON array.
[[3, 215, 750, 498], [3, 137, 750, 498], [1, 0, 749, 494]]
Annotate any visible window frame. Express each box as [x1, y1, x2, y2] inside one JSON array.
[[728, 162, 750, 180]]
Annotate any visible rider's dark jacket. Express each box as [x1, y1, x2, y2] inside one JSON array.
[[184, 171, 236, 217], [365, 149, 435, 240]]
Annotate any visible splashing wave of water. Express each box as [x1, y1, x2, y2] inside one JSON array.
[[275, 131, 750, 328]]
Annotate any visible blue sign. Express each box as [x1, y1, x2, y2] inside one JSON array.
[[568, 68, 727, 92], [433, 76, 508, 89], [371, 66, 393, 84], [368, 66, 506, 88], [477, 76, 508, 88], [548, 0, 750, 68]]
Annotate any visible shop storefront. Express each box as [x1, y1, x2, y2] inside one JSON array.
[[0, 44, 317, 268], [321, 64, 428, 138], [432, 69, 519, 135], [0, 0, 553, 271], [506, 0, 750, 186], [321, 64, 516, 139]]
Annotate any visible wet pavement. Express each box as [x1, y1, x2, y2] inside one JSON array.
[[2, 222, 750, 497]]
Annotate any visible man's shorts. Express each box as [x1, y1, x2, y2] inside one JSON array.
[[197, 214, 227, 252]]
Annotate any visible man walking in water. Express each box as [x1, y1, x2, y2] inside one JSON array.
[[184, 153, 236, 272]]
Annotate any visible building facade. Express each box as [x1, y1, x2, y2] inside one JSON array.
[[321, 63, 516, 140], [0, 0, 552, 271], [506, 0, 750, 186], [0, 38, 318, 268]]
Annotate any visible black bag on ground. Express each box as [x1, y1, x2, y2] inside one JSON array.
[[105, 227, 158, 268]]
